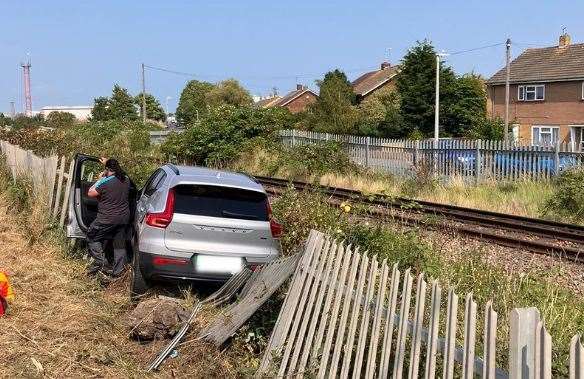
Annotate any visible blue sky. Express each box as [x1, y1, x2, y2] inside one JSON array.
[[1, 0, 582, 114]]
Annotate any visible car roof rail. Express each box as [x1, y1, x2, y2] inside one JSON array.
[[166, 163, 180, 175]]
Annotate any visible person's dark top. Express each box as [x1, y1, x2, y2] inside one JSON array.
[[94, 175, 130, 224]]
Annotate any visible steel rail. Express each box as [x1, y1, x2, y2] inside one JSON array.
[[254, 176, 584, 262]]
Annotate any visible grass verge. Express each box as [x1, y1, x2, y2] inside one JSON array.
[[0, 169, 255, 377], [271, 188, 584, 376], [232, 141, 557, 220]]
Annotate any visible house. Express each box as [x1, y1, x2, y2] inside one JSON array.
[[255, 96, 282, 109], [40, 105, 93, 121], [272, 85, 318, 113], [486, 33, 584, 150], [352, 62, 399, 102]]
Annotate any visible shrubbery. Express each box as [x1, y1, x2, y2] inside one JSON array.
[[161, 105, 294, 167], [542, 168, 584, 222]]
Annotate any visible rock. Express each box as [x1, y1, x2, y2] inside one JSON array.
[[127, 296, 189, 341]]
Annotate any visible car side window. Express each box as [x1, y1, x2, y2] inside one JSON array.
[[143, 170, 166, 197]]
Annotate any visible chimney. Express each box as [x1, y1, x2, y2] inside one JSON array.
[[296, 84, 305, 91], [559, 32, 571, 48], [380, 61, 391, 70]]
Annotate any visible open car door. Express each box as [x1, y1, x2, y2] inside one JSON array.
[[66, 154, 137, 239]]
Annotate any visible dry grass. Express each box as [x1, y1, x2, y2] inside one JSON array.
[[233, 144, 558, 219], [0, 183, 246, 377]]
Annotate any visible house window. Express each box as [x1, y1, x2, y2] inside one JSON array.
[[518, 85, 545, 101], [532, 126, 559, 145]]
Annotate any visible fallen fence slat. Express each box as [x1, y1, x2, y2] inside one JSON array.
[[198, 254, 301, 346]]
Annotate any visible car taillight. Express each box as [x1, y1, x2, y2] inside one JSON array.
[[152, 256, 189, 266], [145, 188, 175, 228], [266, 200, 283, 238], [270, 219, 283, 238]]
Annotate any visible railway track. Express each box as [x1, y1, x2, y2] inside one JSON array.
[[254, 175, 584, 262]]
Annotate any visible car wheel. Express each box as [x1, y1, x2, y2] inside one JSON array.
[[130, 244, 150, 301]]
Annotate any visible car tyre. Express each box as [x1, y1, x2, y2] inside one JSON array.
[[130, 246, 150, 301]]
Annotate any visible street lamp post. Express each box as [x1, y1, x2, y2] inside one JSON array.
[[434, 51, 449, 143], [434, 51, 449, 176], [165, 96, 172, 116]]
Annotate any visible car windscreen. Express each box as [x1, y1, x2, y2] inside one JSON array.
[[173, 184, 269, 221]]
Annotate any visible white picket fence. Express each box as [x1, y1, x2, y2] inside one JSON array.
[[280, 129, 584, 182], [0, 141, 74, 226], [258, 230, 584, 378]]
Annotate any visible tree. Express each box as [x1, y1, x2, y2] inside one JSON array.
[[442, 74, 487, 136], [109, 85, 138, 121], [176, 80, 215, 125], [135, 93, 166, 122], [90, 85, 138, 122], [91, 96, 111, 121], [306, 69, 358, 134], [46, 111, 76, 128], [396, 41, 456, 137], [205, 79, 253, 108], [356, 85, 404, 137], [0, 113, 10, 127]]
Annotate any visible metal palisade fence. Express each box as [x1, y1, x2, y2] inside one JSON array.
[[257, 230, 584, 378], [280, 129, 584, 183], [0, 141, 74, 227]]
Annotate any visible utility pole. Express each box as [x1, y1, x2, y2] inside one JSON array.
[[21, 60, 32, 117], [141, 63, 146, 124], [504, 38, 511, 143]]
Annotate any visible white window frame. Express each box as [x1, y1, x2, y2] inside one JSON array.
[[581, 82, 584, 100], [531, 125, 559, 146], [518, 84, 545, 101]]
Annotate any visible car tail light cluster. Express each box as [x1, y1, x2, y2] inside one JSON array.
[[266, 200, 283, 238], [145, 188, 175, 228]]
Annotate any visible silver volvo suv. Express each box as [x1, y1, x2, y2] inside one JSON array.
[[67, 154, 282, 297]]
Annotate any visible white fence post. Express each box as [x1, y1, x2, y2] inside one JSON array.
[[291, 129, 296, 146], [509, 307, 541, 379]]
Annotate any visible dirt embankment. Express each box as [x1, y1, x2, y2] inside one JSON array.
[[0, 193, 241, 378]]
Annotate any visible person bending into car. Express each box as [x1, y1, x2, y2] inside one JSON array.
[[86, 158, 130, 278]]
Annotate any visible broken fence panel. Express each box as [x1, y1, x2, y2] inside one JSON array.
[[198, 254, 301, 346], [258, 230, 513, 378]]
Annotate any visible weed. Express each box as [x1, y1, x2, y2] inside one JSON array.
[[542, 167, 584, 223]]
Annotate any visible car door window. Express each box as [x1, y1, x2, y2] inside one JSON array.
[[143, 170, 166, 197]]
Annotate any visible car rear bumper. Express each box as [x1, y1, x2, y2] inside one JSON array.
[[139, 251, 273, 283]]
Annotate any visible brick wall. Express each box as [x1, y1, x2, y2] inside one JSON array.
[[488, 81, 584, 143], [283, 92, 318, 114]]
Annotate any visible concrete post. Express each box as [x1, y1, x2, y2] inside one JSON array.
[[509, 307, 540, 379], [554, 140, 560, 176], [365, 136, 370, 167], [475, 139, 482, 184]]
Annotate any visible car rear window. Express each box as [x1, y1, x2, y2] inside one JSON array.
[[173, 185, 269, 221]]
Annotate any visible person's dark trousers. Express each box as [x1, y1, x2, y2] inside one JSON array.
[[87, 220, 127, 277]]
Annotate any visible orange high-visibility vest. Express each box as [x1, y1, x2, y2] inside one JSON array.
[[0, 271, 14, 301]]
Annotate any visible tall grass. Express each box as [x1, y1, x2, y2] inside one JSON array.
[[233, 143, 556, 219], [271, 188, 584, 376]]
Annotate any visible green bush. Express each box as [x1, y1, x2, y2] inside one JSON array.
[[161, 106, 292, 167], [542, 168, 584, 222], [263, 141, 361, 180], [345, 223, 438, 273], [271, 188, 348, 254]]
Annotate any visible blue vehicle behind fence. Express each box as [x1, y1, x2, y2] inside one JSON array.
[[433, 141, 580, 177]]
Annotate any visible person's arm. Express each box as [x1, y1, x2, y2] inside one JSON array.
[[87, 172, 109, 198]]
